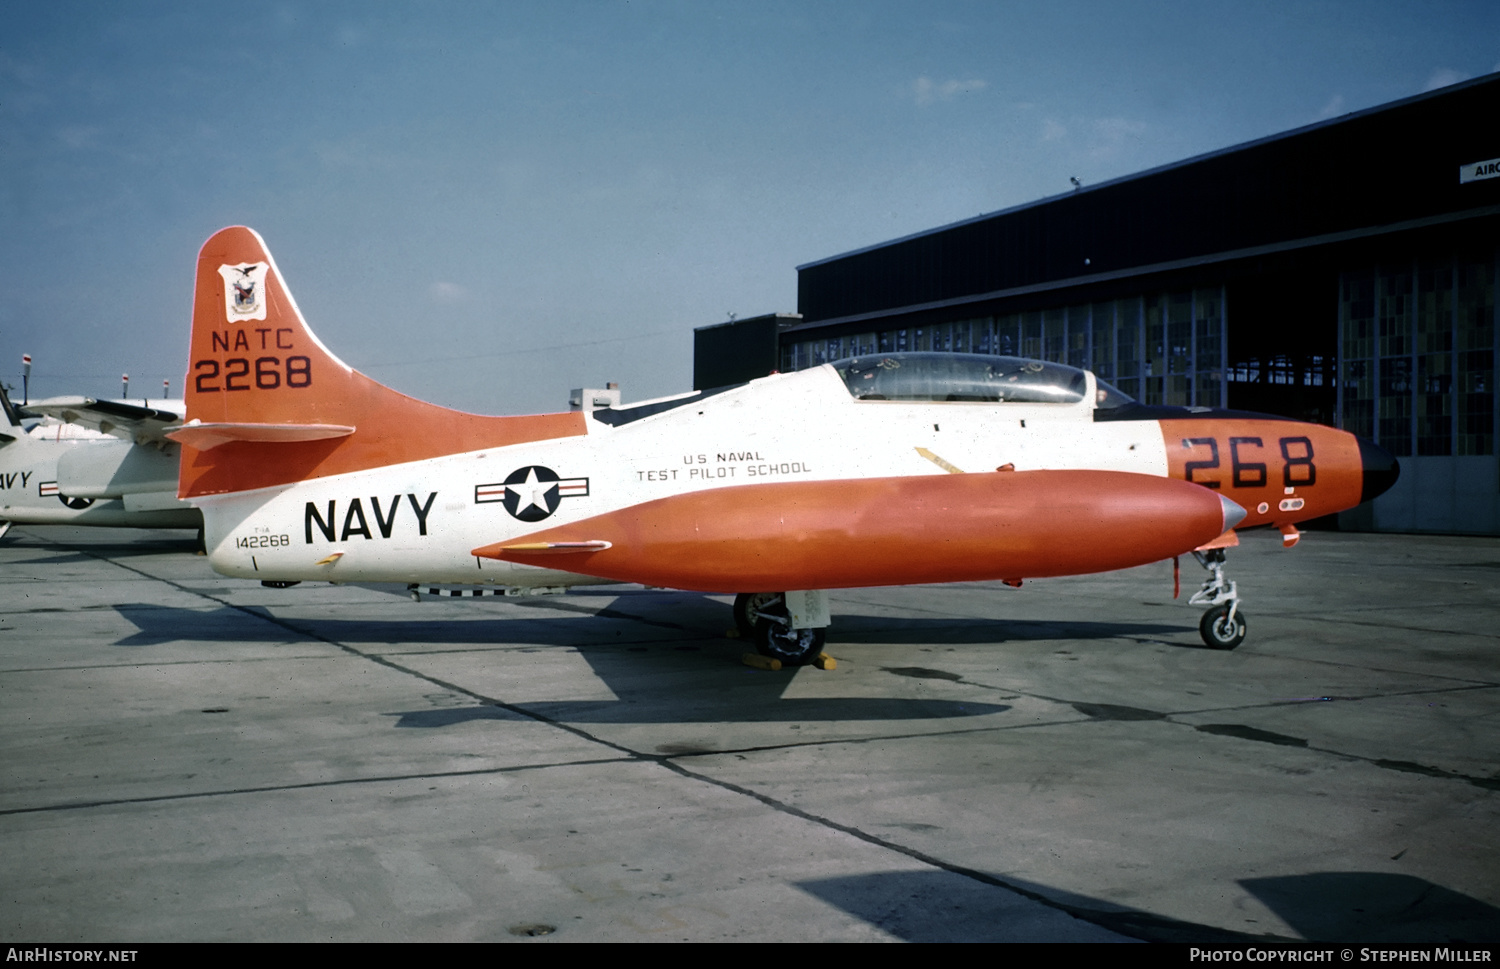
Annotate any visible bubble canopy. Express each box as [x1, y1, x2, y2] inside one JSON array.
[[831, 352, 1132, 407]]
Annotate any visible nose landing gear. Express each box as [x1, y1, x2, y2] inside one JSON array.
[[1189, 548, 1245, 649], [1199, 602, 1247, 649]]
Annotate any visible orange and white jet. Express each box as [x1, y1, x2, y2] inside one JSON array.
[[170, 227, 1398, 662]]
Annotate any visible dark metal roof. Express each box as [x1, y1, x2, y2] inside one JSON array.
[[796, 73, 1500, 323]]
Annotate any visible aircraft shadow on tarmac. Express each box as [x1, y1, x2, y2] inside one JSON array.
[[387, 695, 1011, 727], [107, 600, 709, 648], [459, 586, 1201, 646], [826, 615, 1193, 645], [109, 597, 1195, 650], [109, 601, 1013, 725], [1240, 872, 1500, 944], [797, 869, 1500, 943]]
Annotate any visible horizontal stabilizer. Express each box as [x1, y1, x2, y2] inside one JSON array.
[[167, 421, 356, 450], [26, 395, 185, 446]]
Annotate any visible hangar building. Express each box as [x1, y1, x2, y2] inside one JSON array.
[[695, 74, 1500, 534]]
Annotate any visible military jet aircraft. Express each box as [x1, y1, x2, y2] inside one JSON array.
[[169, 226, 1397, 662], [0, 387, 199, 540]]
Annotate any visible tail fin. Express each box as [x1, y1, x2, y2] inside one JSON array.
[[176, 226, 585, 499]]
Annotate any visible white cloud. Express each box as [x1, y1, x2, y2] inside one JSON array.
[[912, 75, 987, 106], [1088, 117, 1146, 160], [55, 125, 102, 150], [334, 23, 366, 48], [1040, 118, 1067, 142], [1314, 94, 1345, 121], [1423, 67, 1469, 91], [429, 281, 467, 303]]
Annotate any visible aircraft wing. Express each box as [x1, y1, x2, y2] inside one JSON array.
[[25, 397, 185, 446]]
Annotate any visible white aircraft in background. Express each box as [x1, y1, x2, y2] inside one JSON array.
[[0, 386, 199, 540], [169, 226, 1397, 663]]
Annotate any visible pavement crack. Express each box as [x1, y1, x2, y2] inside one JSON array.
[[0, 757, 634, 817], [652, 757, 1276, 944]]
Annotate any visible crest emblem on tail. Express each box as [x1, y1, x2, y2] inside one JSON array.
[[217, 263, 269, 322]]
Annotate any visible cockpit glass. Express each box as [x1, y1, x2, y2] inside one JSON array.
[[833, 352, 1090, 404], [1093, 377, 1136, 410]]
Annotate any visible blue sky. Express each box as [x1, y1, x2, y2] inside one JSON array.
[[3, 1, 1497, 414]]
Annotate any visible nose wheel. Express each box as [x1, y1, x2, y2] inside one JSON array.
[[1190, 548, 1246, 650], [1199, 603, 1247, 649]]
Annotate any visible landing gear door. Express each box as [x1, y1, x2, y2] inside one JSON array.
[[785, 589, 830, 630]]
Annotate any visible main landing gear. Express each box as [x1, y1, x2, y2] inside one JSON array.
[[733, 591, 829, 666], [1189, 548, 1246, 649]]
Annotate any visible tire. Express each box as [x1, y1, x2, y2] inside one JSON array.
[[753, 617, 826, 666], [733, 592, 779, 637], [1199, 604, 1247, 650]]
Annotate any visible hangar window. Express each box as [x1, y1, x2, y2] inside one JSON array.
[[1340, 256, 1497, 458], [788, 289, 1225, 409], [834, 352, 1088, 404]]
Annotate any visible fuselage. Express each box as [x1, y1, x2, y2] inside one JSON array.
[[0, 433, 199, 529], [196, 355, 1391, 588]]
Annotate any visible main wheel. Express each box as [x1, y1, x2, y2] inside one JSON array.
[[753, 617, 826, 666], [1199, 604, 1247, 650], [733, 592, 779, 637]]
